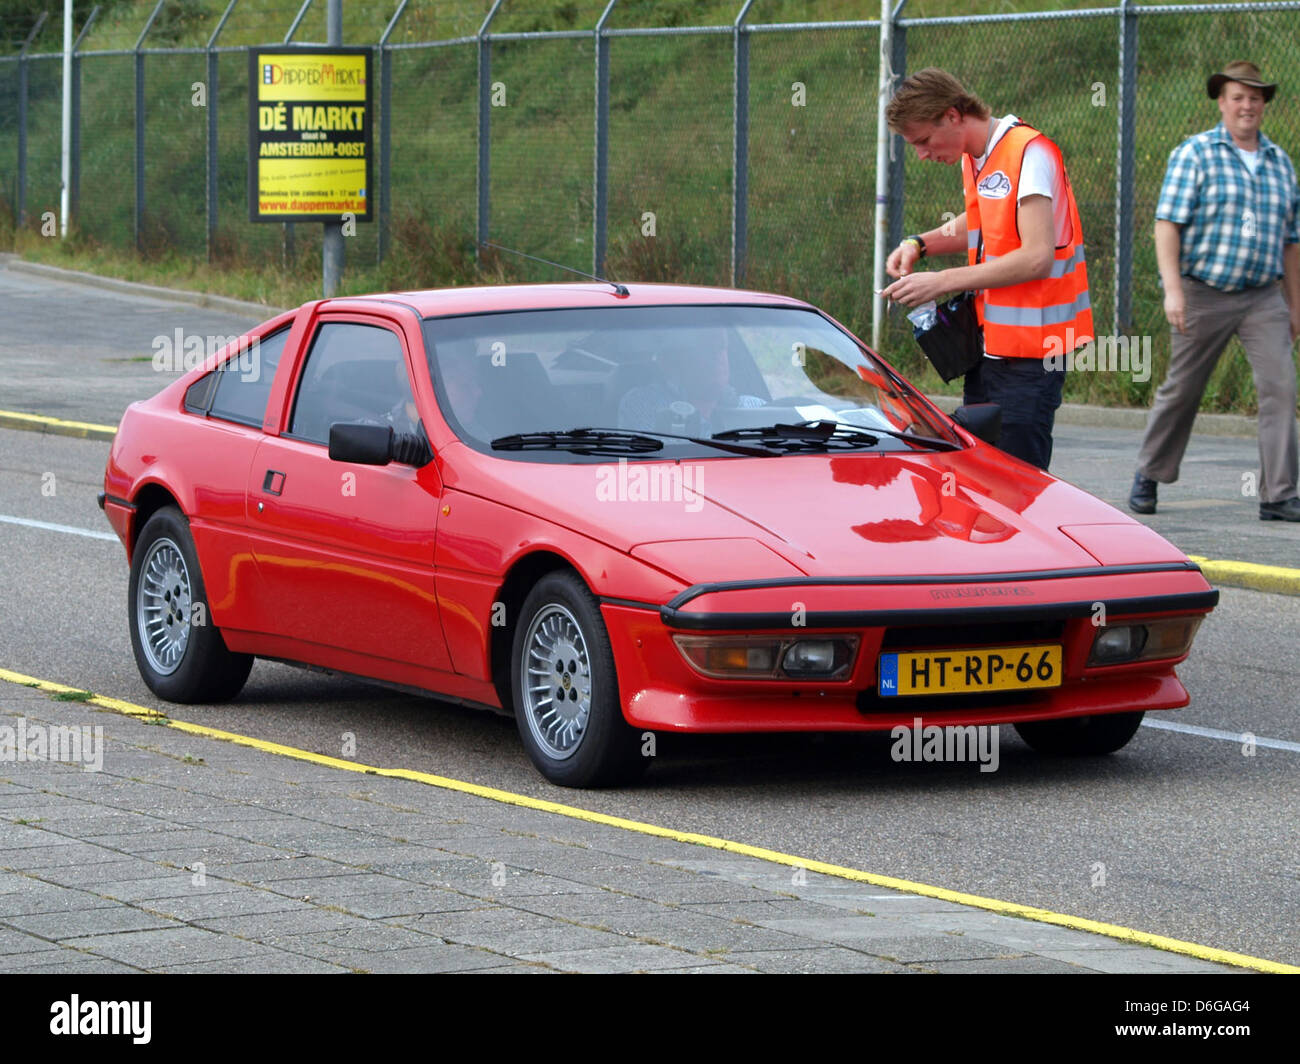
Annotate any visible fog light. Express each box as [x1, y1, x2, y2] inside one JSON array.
[[1088, 625, 1147, 665], [673, 636, 783, 678], [1136, 617, 1202, 662], [672, 635, 858, 680], [1088, 617, 1204, 667], [708, 644, 777, 673]]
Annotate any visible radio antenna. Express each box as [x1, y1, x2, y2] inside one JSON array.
[[479, 241, 629, 296]]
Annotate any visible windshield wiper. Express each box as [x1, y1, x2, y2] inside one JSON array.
[[834, 422, 962, 451], [571, 426, 777, 458], [491, 429, 664, 456], [711, 419, 960, 453]]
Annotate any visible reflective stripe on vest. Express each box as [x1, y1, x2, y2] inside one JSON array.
[[982, 290, 1091, 327], [984, 243, 1086, 280], [962, 123, 1094, 359]]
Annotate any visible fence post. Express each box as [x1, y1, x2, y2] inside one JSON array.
[[70, 6, 99, 227], [1114, 0, 1138, 336], [377, 0, 410, 266], [593, 0, 618, 276], [872, 0, 898, 350], [732, 1, 755, 286], [134, 0, 166, 252], [17, 13, 49, 229], [206, 0, 238, 264], [477, 0, 504, 259], [887, 2, 907, 258]]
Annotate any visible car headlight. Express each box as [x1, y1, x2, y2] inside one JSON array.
[[1089, 625, 1148, 664], [1088, 617, 1202, 667], [782, 640, 851, 676], [673, 635, 859, 680]]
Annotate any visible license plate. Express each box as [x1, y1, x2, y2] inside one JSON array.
[[878, 644, 1062, 697]]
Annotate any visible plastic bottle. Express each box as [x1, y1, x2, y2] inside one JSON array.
[[906, 300, 937, 333]]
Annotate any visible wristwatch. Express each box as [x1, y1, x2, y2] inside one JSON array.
[[902, 234, 927, 258]]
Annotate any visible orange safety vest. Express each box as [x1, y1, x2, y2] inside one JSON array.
[[962, 123, 1093, 359]]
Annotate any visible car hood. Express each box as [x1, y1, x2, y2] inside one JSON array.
[[446, 445, 1184, 583]]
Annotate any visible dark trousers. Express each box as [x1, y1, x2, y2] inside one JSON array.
[[963, 356, 1066, 470]]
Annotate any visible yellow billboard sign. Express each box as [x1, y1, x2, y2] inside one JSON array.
[[249, 48, 372, 222]]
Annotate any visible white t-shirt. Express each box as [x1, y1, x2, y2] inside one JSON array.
[[976, 114, 1070, 246], [1234, 145, 1260, 175]]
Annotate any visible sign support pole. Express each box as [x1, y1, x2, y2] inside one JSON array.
[[322, 0, 344, 297]]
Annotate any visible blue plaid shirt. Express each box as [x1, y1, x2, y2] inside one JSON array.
[[1155, 122, 1300, 291]]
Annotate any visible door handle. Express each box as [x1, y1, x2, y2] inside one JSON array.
[[262, 470, 286, 496]]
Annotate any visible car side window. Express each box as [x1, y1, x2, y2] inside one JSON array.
[[289, 322, 417, 445], [205, 329, 289, 426]]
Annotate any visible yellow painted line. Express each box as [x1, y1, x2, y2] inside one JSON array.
[[1188, 554, 1300, 597], [0, 409, 117, 442], [3, 667, 1294, 973]]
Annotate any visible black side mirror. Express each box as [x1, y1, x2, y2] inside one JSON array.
[[951, 403, 1001, 445], [329, 422, 393, 465], [390, 424, 434, 467]]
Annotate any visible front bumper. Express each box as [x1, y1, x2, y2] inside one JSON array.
[[603, 563, 1218, 733]]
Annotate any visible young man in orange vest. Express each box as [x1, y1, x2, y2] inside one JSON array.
[[882, 68, 1093, 471]]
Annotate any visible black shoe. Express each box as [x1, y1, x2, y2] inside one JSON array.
[[1128, 472, 1158, 514], [1260, 497, 1300, 522]]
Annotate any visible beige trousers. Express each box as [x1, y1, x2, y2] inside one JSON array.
[[1137, 277, 1299, 503]]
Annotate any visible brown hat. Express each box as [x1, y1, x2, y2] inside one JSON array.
[[1207, 61, 1277, 101]]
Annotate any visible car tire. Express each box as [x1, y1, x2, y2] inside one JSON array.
[[510, 571, 647, 788], [1014, 711, 1145, 756], [128, 506, 253, 703]]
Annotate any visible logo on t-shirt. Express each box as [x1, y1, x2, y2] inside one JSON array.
[[977, 171, 1012, 199]]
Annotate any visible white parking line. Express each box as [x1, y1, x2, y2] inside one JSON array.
[[0, 513, 118, 542], [1142, 718, 1300, 753]]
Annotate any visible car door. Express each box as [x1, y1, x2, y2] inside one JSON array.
[[245, 312, 451, 672], [179, 325, 292, 631]]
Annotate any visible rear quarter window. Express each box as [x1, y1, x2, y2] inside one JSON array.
[[200, 329, 289, 426]]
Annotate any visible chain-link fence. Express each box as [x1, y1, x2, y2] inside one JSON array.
[[3, 0, 1300, 410]]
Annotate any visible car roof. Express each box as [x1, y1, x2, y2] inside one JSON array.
[[323, 282, 811, 320]]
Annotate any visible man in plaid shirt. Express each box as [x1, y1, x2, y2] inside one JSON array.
[[1130, 61, 1300, 521]]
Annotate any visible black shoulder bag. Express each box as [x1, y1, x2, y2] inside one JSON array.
[[911, 291, 984, 382]]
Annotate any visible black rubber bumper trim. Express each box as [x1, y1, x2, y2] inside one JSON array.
[[599, 596, 662, 611], [100, 492, 136, 512], [662, 562, 1204, 612], [660, 589, 1220, 631]]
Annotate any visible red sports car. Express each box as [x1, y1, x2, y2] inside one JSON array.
[[100, 283, 1217, 786]]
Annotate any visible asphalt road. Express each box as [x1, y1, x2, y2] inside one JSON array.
[[0, 263, 262, 426], [1, 425, 1297, 966]]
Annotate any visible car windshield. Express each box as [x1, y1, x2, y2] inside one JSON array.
[[421, 304, 960, 459]]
